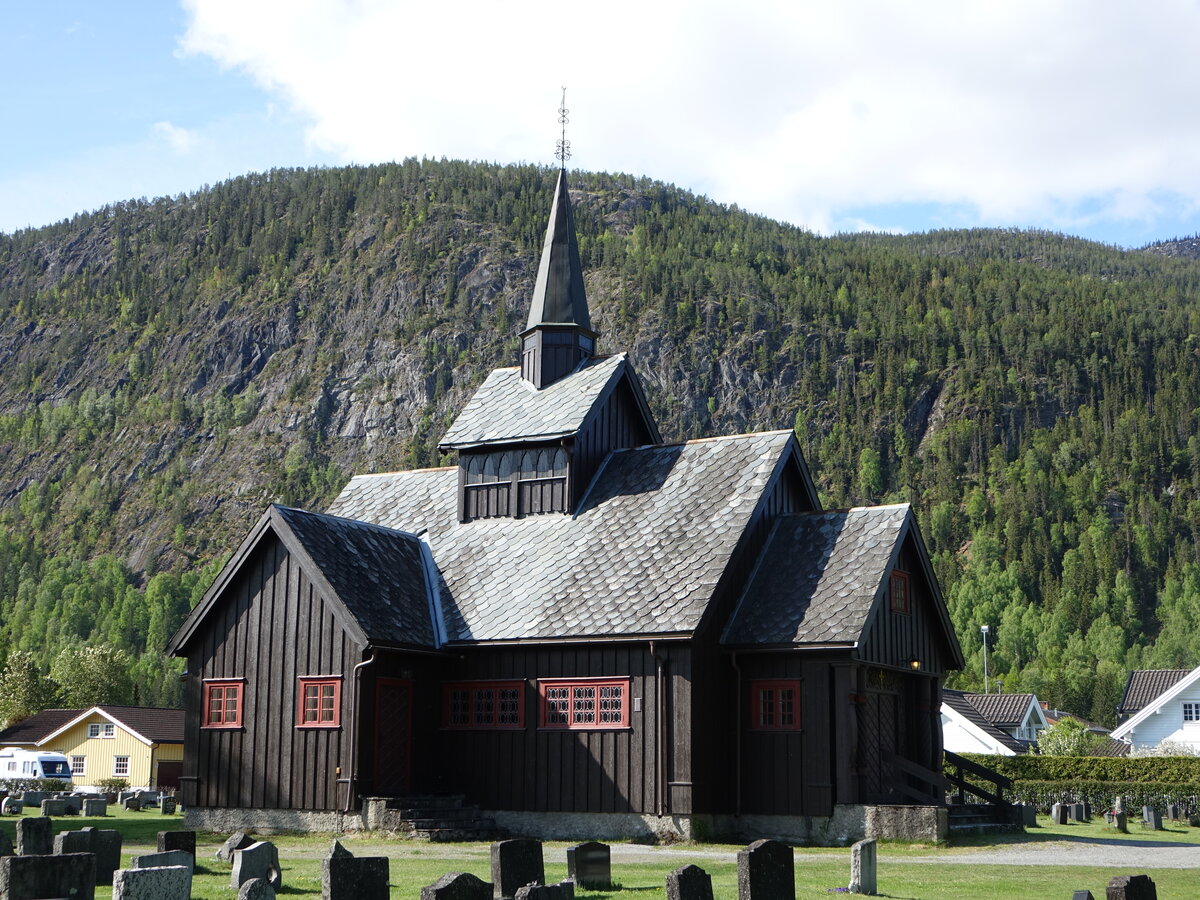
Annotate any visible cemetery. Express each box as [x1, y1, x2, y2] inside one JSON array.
[[0, 804, 1193, 898]]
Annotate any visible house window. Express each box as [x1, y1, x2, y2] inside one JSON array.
[[113, 756, 129, 777], [539, 678, 629, 729], [202, 679, 244, 728], [297, 677, 342, 727], [71, 756, 86, 776], [443, 681, 525, 728], [890, 570, 911, 614], [751, 680, 801, 731], [1184, 702, 1200, 723], [87, 723, 115, 738]]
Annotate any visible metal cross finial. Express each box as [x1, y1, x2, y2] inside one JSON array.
[[555, 86, 571, 165]]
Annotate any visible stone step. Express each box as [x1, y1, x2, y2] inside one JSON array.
[[385, 794, 465, 809], [949, 822, 1023, 835], [396, 806, 482, 820]]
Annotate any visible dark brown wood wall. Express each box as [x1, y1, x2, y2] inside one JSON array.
[[407, 642, 690, 815], [182, 535, 362, 811], [857, 536, 950, 675], [573, 380, 655, 507]]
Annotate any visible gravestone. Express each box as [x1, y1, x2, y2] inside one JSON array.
[[20, 791, 49, 808], [122, 796, 141, 812], [1052, 803, 1069, 825], [1072, 892, 1095, 900], [117, 791, 136, 805], [158, 830, 196, 857], [1144, 808, 1162, 830], [490, 839, 544, 900], [737, 839, 794, 900], [53, 826, 122, 885], [39, 798, 66, 817], [514, 884, 574, 900], [1018, 803, 1037, 827], [1083, 800, 1092, 819], [217, 831, 257, 861], [0, 830, 12, 857], [240, 877, 277, 900], [1106, 874, 1158, 900], [111, 864, 191, 900], [1166, 803, 1180, 820], [1113, 812, 1128, 833], [16, 817, 52, 856], [160, 796, 178, 815], [57, 795, 83, 815], [136, 791, 159, 808], [82, 798, 108, 816], [0, 852, 96, 900], [322, 845, 389, 900], [232, 841, 282, 892], [131, 849, 194, 875], [1113, 796, 1125, 814], [849, 838, 876, 895], [666, 864, 714, 900], [421, 871, 493, 900], [566, 841, 611, 889], [1, 798, 22, 815], [1072, 803, 1086, 822]]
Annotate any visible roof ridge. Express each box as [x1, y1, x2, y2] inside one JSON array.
[[609, 429, 791, 455], [348, 467, 456, 479], [274, 504, 424, 541]]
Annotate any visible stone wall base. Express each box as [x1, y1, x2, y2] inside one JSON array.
[[182, 806, 365, 834]]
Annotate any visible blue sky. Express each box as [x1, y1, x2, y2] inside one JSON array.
[[5, 1, 1200, 248]]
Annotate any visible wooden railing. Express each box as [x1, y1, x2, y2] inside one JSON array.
[[886, 753, 953, 804], [944, 749, 1013, 808]]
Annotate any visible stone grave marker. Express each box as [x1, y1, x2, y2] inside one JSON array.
[[136, 791, 160, 808], [57, 795, 82, 815], [737, 839, 794, 900], [16, 817, 53, 856], [322, 842, 389, 900], [1145, 808, 1162, 830], [232, 840, 282, 892], [1083, 800, 1092, 819], [160, 795, 178, 815], [566, 841, 611, 889], [0, 852, 96, 900], [1018, 803, 1037, 827], [849, 838, 876, 895], [158, 830, 196, 856], [1072, 892, 1095, 900], [666, 864, 714, 900], [240, 877, 277, 900], [1072, 803, 1087, 822], [1, 798, 22, 815], [1113, 811, 1128, 833], [421, 871, 493, 900], [131, 849, 194, 875], [1166, 803, 1180, 820], [122, 796, 141, 812], [53, 826, 122, 885], [0, 830, 12, 857], [39, 798, 66, 817], [20, 791, 49, 808], [1052, 803, 1069, 825], [491, 839, 544, 900], [1106, 874, 1157, 900], [218, 831, 257, 861], [111, 864, 190, 900], [82, 798, 108, 816]]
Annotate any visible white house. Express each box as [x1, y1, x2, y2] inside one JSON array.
[[1111, 666, 1200, 753], [941, 689, 1045, 755]]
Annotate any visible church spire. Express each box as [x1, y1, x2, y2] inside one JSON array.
[[520, 94, 597, 389]]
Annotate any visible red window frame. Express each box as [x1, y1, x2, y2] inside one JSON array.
[[750, 680, 801, 731], [538, 678, 630, 730], [890, 570, 911, 614], [296, 676, 342, 728], [442, 681, 525, 729], [202, 679, 244, 728]]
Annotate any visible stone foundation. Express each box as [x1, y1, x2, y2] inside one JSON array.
[[182, 807, 365, 834]]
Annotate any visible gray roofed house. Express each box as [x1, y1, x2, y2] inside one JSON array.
[[1116, 669, 1192, 723], [168, 163, 963, 844]]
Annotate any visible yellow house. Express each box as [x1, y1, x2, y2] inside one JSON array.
[[0, 706, 183, 790]]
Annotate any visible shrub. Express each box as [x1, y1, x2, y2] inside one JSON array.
[[94, 777, 129, 792]]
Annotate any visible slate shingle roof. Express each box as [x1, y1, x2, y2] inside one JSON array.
[[439, 354, 629, 449], [722, 505, 910, 646], [274, 506, 436, 648], [328, 430, 794, 642], [942, 689, 1026, 753], [968, 692, 1037, 727], [0, 709, 80, 745], [1118, 669, 1191, 717]]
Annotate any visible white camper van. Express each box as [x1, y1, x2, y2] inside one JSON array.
[[0, 747, 73, 785]]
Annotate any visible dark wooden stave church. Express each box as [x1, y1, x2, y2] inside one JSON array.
[[168, 168, 963, 841]]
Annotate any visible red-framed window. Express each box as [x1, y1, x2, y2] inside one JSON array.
[[539, 678, 630, 729], [202, 679, 244, 728], [297, 677, 342, 727], [443, 681, 525, 728], [750, 680, 801, 731], [890, 570, 911, 614]]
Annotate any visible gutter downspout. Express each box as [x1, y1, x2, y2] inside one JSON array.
[[651, 640, 666, 817], [731, 651, 741, 818], [344, 649, 378, 814]]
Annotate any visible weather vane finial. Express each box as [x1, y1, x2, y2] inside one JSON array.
[[555, 87, 571, 166]]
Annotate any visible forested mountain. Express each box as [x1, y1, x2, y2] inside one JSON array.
[[1, 159, 1200, 724]]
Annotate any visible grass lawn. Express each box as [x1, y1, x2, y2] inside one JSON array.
[[0, 810, 1196, 898]]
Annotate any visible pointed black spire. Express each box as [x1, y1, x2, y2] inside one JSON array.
[[520, 168, 597, 389]]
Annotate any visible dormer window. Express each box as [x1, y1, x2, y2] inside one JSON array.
[[890, 570, 910, 614], [462, 446, 569, 521]]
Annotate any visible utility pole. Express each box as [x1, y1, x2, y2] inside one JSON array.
[[981, 625, 990, 693]]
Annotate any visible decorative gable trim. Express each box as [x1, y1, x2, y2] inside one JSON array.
[[1111, 664, 1200, 740]]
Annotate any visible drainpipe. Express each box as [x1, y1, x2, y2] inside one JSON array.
[[651, 641, 666, 817], [343, 649, 378, 813], [731, 651, 742, 818]]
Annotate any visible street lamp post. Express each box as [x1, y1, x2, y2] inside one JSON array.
[[981, 625, 990, 693]]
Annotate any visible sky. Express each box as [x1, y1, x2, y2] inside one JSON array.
[[4, 1, 1200, 247]]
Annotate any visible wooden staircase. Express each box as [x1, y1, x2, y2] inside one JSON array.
[[943, 751, 1023, 835], [370, 794, 507, 841]]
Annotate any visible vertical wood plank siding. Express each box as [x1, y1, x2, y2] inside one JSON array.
[[573, 381, 655, 508], [857, 537, 948, 675], [420, 643, 686, 815], [185, 536, 363, 811]]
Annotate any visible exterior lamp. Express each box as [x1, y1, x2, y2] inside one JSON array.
[[908, 659, 921, 671]]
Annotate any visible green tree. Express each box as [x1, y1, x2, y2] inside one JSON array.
[[0, 651, 57, 727], [50, 645, 135, 708], [1037, 717, 1104, 756]]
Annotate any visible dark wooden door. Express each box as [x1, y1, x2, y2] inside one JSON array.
[[862, 676, 899, 803], [374, 679, 413, 795], [156, 760, 183, 790]]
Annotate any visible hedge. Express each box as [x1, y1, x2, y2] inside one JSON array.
[[958, 753, 1200, 784], [1006, 780, 1200, 815]]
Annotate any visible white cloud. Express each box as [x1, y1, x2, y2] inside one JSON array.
[[171, 0, 1200, 236], [153, 121, 200, 154]]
